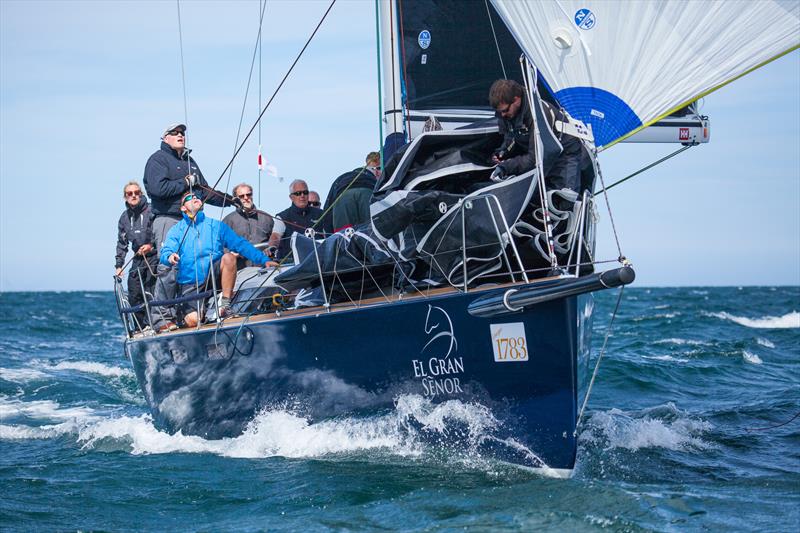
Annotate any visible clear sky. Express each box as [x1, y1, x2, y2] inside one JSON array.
[[1, 0, 798, 291]]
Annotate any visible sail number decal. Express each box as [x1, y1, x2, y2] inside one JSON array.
[[490, 323, 530, 362]]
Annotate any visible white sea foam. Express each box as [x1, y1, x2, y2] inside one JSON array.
[[77, 395, 501, 460], [4, 394, 557, 473], [756, 338, 775, 349], [583, 405, 711, 452], [654, 338, 708, 346], [0, 396, 97, 422], [742, 350, 763, 365], [707, 311, 800, 329], [0, 421, 81, 440], [49, 361, 134, 378], [642, 355, 690, 363], [0, 367, 48, 382]]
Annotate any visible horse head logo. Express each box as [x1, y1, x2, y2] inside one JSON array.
[[422, 305, 457, 358]]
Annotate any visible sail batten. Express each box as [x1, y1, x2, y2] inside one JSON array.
[[491, 0, 800, 147]]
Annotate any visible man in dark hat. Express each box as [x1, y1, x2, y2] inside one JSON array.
[[143, 123, 238, 331]]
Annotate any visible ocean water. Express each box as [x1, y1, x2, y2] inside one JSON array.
[[1, 287, 798, 531]]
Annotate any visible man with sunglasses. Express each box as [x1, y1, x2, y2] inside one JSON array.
[[308, 191, 322, 209], [269, 179, 324, 261], [488, 79, 585, 192], [223, 183, 274, 269], [115, 181, 158, 330], [161, 192, 275, 328], [143, 123, 238, 332]]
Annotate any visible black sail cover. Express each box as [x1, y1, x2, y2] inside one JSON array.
[[275, 78, 564, 300]]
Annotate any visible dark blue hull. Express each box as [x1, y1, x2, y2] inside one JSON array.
[[126, 285, 594, 474]]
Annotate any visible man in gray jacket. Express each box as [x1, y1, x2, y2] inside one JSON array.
[[223, 183, 274, 269]]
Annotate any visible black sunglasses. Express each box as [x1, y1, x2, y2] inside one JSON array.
[[308, 201, 321, 207], [125, 190, 142, 197], [237, 192, 253, 199], [167, 130, 185, 136], [291, 190, 309, 197]]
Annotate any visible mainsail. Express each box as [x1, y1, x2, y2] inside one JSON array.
[[491, 0, 800, 147]]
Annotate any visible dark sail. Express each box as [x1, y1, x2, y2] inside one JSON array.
[[397, 0, 525, 111]]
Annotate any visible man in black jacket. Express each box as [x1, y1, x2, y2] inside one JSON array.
[[488, 79, 585, 192], [269, 179, 324, 261], [115, 181, 158, 330], [223, 182, 274, 269], [323, 151, 381, 232], [142, 123, 235, 331]]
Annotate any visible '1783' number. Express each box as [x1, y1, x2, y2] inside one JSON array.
[[494, 336, 528, 361]]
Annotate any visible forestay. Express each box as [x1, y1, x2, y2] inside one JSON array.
[[491, 0, 800, 147]]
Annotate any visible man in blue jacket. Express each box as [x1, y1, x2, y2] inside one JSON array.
[[143, 123, 238, 331], [161, 192, 275, 328]]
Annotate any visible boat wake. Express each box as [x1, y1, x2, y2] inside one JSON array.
[[706, 311, 800, 329], [0, 393, 560, 476]]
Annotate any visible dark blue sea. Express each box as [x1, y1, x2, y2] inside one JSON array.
[[1, 288, 798, 531]]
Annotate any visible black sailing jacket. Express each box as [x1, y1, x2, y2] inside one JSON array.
[[115, 197, 156, 268]]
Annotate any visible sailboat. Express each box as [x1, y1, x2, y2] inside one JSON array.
[[117, 0, 799, 475]]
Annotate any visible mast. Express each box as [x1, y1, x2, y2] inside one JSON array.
[[378, 0, 405, 137]]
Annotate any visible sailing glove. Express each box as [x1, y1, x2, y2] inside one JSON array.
[[184, 174, 198, 188], [490, 166, 507, 182]]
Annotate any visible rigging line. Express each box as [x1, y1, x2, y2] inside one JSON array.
[[575, 284, 625, 434], [226, 0, 269, 200], [595, 144, 695, 194], [484, 0, 507, 80], [593, 154, 625, 262], [374, 0, 384, 167], [396, 0, 411, 134], [209, 0, 337, 193], [258, 0, 264, 208], [176, 0, 189, 129]]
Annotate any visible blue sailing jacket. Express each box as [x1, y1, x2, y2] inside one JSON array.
[[160, 211, 269, 285]]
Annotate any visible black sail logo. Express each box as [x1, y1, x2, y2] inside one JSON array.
[[412, 305, 464, 397]]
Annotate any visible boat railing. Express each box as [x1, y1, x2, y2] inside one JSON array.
[[114, 191, 598, 337]]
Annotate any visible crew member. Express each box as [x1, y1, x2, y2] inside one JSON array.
[[114, 181, 158, 330], [488, 79, 585, 192], [161, 192, 276, 328], [268, 179, 324, 261], [143, 123, 238, 332], [223, 182, 274, 268]]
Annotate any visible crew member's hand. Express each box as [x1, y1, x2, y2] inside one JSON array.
[[185, 174, 197, 187], [266, 245, 278, 259], [137, 244, 153, 256], [231, 195, 244, 209], [168, 253, 180, 265], [491, 154, 501, 164], [115, 267, 123, 277], [490, 166, 507, 182], [264, 261, 279, 268]]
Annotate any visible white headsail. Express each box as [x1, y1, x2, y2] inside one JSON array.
[[491, 0, 800, 147]]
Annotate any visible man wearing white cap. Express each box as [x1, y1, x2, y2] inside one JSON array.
[[143, 123, 237, 331]]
